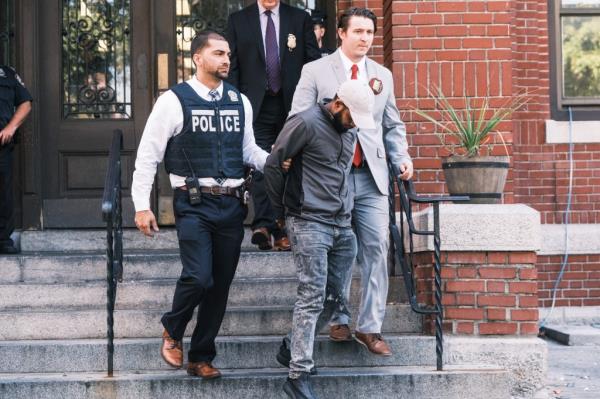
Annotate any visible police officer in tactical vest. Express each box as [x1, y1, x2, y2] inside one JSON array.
[[131, 30, 269, 379], [0, 66, 32, 255]]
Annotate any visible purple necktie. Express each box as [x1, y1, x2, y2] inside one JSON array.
[[265, 10, 281, 94]]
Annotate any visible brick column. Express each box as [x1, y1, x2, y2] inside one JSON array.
[[414, 251, 539, 336], [407, 204, 541, 336]]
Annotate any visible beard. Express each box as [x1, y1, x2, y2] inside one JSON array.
[[332, 110, 349, 133], [213, 69, 229, 80]]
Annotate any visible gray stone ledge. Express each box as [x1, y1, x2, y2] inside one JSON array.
[[545, 119, 600, 143], [402, 204, 541, 253], [538, 223, 600, 255], [445, 336, 547, 399], [539, 306, 600, 326]]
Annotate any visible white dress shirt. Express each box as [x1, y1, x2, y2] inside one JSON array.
[[339, 50, 368, 82], [258, 2, 280, 57], [131, 77, 268, 212]]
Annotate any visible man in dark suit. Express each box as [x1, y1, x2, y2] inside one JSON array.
[[226, 0, 320, 251]]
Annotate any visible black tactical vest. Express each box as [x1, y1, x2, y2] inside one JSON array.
[[164, 81, 245, 179]]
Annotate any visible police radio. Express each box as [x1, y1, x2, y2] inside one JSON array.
[[181, 149, 202, 205]]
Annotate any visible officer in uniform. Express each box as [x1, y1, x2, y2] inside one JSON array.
[[311, 12, 333, 58], [0, 66, 32, 254], [131, 30, 268, 379]]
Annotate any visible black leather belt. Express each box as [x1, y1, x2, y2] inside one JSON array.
[[200, 186, 242, 198], [178, 185, 242, 198]]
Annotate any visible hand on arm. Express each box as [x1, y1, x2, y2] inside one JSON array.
[[0, 101, 31, 145]]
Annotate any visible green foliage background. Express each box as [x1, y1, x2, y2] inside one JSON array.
[[563, 16, 600, 97]]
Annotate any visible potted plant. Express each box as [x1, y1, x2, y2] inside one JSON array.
[[414, 88, 528, 204]]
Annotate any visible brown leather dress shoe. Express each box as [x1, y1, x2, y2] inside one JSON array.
[[273, 236, 291, 251], [187, 361, 222, 379], [329, 324, 353, 342], [161, 329, 183, 368], [251, 227, 272, 250], [354, 332, 392, 356]]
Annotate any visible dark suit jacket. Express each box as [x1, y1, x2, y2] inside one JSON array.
[[226, 2, 320, 122]]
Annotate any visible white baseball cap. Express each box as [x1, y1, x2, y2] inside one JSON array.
[[336, 80, 376, 130]]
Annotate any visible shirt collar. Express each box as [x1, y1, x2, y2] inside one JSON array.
[[258, 2, 280, 17], [339, 49, 366, 75], [188, 77, 223, 100]]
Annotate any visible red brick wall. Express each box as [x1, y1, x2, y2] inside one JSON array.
[[537, 254, 600, 307], [375, 0, 600, 222], [415, 251, 539, 335], [383, 1, 516, 197]]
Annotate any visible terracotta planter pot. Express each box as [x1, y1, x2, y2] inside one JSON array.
[[441, 155, 510, 204]]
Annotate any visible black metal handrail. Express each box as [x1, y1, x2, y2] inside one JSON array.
[[101, 129, 124, 377], [388, 164, 469, 371]]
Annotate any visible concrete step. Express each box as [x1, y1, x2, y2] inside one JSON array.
[[2, 250, 295, 284], [0, 276, 406, 310], [20, 228, 260, 252], [0, 366, 510, 399], [0, 335, 435, 373], [540, 325, 600, 346], [0, 303, 422, 340]]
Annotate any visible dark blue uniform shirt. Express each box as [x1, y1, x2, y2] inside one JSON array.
[[0, 65, 33, 131]]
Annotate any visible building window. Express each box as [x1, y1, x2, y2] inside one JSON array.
[[62, 0, 132, 119], [552, 0, 600, 119], [0, 0, 14, 66]]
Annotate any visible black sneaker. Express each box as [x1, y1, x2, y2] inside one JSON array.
[[276, 339, 317, 375], [283, 373, 318, 399]]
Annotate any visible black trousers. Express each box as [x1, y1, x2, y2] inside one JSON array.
[[0, 145, 14, 245], [252, 93, 287, 239], [161, 189, 245, 363]]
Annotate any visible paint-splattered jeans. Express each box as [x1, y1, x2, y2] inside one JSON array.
[[286, 216, 357, 378]]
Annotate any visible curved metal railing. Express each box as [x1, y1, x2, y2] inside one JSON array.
[[388, 164, 469, 371], [101, 129, 124, 377]]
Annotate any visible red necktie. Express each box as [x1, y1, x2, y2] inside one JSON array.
[[351, 64, 363, 167]]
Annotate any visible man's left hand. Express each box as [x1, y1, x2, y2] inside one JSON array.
[[0, 127, 16, 146], [282, 158, 292, 172], [398, 161, 414, 181]]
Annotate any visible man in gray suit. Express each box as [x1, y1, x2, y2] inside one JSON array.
[[289, 7, 413, 356]]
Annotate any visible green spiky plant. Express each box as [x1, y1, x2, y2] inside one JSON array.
[[414, 88, 529, 157]]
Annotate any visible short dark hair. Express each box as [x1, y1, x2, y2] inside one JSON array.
[[337, 7, 377, 33], [190, 30, 227, 56]]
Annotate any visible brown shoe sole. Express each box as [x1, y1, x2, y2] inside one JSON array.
[[353, 336, 393, 356], [272, 244, 291, 251], [186, 368, 222, 379]]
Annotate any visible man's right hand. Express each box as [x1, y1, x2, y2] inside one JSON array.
[[135, 210, 159, 237]]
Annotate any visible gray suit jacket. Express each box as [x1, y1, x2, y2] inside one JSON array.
[[290, 49, 412, 195]]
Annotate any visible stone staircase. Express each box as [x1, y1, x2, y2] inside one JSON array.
[[0, 229, 510, 398]]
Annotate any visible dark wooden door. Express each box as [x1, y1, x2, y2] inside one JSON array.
[[38, 0, 152, 227]]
